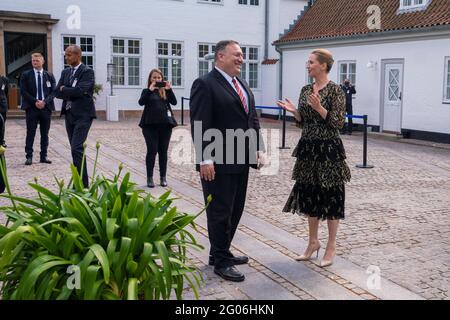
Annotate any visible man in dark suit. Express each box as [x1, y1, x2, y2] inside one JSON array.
[[341, 79, 356, 135], [20, 53, 56, 165], [0, 74, 8, 123], [55, 45, 96, 187], [0, 74, 7, 148], [190, 40, 265, 282]]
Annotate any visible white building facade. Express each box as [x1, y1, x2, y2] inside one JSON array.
[[275, 0, 450, 142], [0, 0, 308, 114]]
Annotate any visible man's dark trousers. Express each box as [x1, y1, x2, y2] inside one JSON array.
[[201, 168, 249, 269], [25, 108, 52, 159], [65, 110, 92, 187]]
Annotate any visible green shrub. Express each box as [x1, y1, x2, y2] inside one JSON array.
[[0, 145, 205, 300]]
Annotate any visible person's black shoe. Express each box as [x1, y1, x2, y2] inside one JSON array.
[[40, 157, 52, 164], [147, 177, 155, 188], [160, 176, 168, 187], [25, 157, 32, 165], [214, 266, 245, 282], [209, 255, 249, 266]]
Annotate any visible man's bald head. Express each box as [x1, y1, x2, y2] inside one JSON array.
[[64, 45, 82, 67]]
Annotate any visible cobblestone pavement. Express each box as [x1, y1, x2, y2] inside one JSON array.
[[1, 118, 449, 300]]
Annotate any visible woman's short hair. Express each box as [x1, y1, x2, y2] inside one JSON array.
[[311, 48, 334, 73]]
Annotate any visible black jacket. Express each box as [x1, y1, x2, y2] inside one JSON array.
[[20, 69, 56, 111], [340, 84, 356, 108], [0, 76, 8, 113], [189, 68, 264, 174], [138, 88, 177, 127], [55, 64, 96, 119]]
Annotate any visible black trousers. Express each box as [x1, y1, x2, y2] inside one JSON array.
[[142, 125, 172, 178], [25, 108, 52, 159], [65, 111, 93, 188], [201, 167, 249, 268]]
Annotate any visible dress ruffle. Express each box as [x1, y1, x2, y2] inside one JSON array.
[[283, 182, 345, 220]]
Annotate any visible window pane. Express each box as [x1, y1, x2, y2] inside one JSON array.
[[128, 57, 140, 86], [240, 63, 247, 82], [158, 42, 168, 56], [112, 56, 124, 85], [349, 63, 356, 74], [447, 87, 450, 100], [171, 43, 182, 56], [241, 47, 247, 60], [80, 37, 93, 53], [199, 44, 209, 58], [113, 39, 124, 54], [340, 63, 347, 74], [63, 37, 76, 50], [158, 58, 169, 79], [249, 48, 258, 60], [249, 63, 258, 88], [128, 40, 140, 54], [171, 59, 182, 86], [82, 56, 94, 69], [199, 61, 209, 77]]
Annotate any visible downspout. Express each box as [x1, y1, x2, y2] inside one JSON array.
[[264, 0, 269, 60], [275, 46, 283, 119]]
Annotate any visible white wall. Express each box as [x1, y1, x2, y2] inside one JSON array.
[[1, 0, 267, 111], [281, 37, 450, 134]]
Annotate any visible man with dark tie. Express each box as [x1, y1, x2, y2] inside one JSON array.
[[190, 40, 265, 282], [55, 45, 96, 187], [20, 53, 56, 165]]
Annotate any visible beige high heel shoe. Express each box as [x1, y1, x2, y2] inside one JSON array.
[[295, 242, 321, 261], [319, 247, 336, 267]]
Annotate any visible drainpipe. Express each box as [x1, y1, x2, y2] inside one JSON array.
[[264, 0, 269, 60], [275, 46, 283, 118]]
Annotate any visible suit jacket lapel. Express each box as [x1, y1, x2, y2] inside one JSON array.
[[30, 71, 37, 96], [212, 69, 248, 118]]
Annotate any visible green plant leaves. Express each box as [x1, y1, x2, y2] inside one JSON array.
[[0, 152, 204, 300]]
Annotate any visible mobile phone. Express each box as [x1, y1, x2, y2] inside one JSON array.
[[155, 81, 166, 88]]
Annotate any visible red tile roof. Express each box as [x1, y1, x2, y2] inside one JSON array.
[[262, 59, 279, 65], [275, 0, 450, 44]]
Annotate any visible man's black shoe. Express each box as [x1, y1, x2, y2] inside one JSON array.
[[40, 157, 52, 164], [209, 255, 249, 266], [214, 266, 245, 282], [25, 157, 32, 165]]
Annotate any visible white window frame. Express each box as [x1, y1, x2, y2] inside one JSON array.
[[338, 61, 357, 88], [444, 57, 450, 103], [198, 43, 215, 77], [111, 37, 142, 87], [240, 45, 260, 89], [238, 0, 260, 5], [399, 0, 429, 11], [62, 35, 95, 70], [156, 40, 184, 88]]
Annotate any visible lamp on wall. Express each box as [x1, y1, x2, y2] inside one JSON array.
[[204, 53, 215, 61], [367, 61, 378, 69], [107, 63, 116, 96]]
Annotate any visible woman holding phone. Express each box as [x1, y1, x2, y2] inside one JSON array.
[[139, 69, 177, 188], [277, 49, 351, 267]]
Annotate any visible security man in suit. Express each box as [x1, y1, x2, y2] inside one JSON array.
[[55, 45, 96, 187], [190, 40, 265, 282], [340, 78, 356, 135], [20, 53, 56, 165], [0, 74, 8, 124]]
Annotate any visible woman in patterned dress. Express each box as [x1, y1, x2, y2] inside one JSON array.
[[277, 49, 351, 267]]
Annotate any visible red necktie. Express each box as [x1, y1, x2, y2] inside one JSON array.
[[232, 78, 248, 113]]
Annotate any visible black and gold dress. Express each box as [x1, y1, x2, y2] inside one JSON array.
[[283, 81, 351, 220]]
